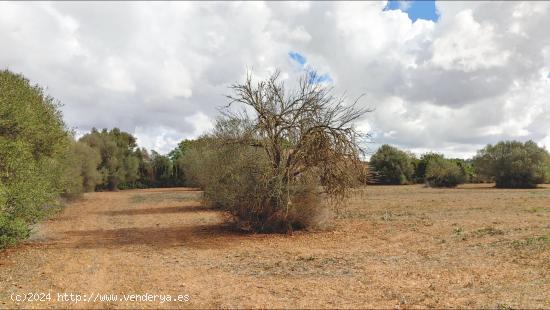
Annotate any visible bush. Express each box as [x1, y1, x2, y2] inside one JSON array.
[[369, 144, 414, 184], [473, 140, 550, 188], [0, 213, 28, 249], [0, 70, 71, 248], [179, 137, 220, 189], [183, 136, 331, 232], [425, 157, 466, 188], [413, 152, 444, 183]]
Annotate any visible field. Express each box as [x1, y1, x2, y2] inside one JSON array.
[[1, 184, 549, 309]]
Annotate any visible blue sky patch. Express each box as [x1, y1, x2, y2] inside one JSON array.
[[384, 0, 439, 23], [288, 51, 332, 84], [308, 71, 332, 84], [289, 51, 307, 66]]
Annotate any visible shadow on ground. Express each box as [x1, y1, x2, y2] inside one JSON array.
[[51, 224, 245, 250], [99, 205, 216, 216]]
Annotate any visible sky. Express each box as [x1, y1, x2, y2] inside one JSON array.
[[1, 1, 549, 158]]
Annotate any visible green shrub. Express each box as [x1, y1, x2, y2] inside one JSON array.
[[369, 144, 414, 185], [0, 213, 28, 249], [453, 159, 478, 183], [413, 152, 444, 183], [425, 157, 466, 188], [473, 140, 550, 188], [0, 70, 71, 248]]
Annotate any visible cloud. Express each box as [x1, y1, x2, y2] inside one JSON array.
[[431, 9, 510, 72], [0, 1, 549, 158]]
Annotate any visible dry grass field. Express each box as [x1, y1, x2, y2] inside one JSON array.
[[1, 184, 549, 309]]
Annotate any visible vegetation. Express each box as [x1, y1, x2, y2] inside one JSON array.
[[167, 139, 196, 186], [425, 157, 466, 188], [79, 128, 140, 190], [0, 70, 72, 248], [177, 138, 212, 188], [452, 158, 478, 183], [182, 71, 368, 232], [3, 67, 550, 248], [59, 140, 103, 197], [369, 144, 414, 185], [79, 129, 189, 190], [0, 70, 191, 249], [411, 152, 470, 187], [473, 140, 550, 188], [413, 152, 444, 183]]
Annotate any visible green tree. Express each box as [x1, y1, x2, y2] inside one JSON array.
[[451, 158, 477, 183], [168, 139, 195, 161], [473, 140, 550, 188], [168, 139, 199, 186], [150, 151, 174, 187], [59, 140, 103, 197], [79, 128, 140, 190], [135, 147, 153, 188], [369, 144, 414, 185], [425, 157, 466, 188], [413, 152, 444, 183]]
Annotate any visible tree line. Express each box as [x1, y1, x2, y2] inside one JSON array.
[[0, 70, 192, 248], [369, 142, 550, 188], [78, 128, 193, 191]]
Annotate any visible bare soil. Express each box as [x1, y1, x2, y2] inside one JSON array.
[[1, 184, 549, 309]]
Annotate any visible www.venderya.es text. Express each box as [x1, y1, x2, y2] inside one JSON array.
[[10, 291, 190, 304]]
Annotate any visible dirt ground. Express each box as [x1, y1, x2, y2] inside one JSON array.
[[0, 184, 549, 309]]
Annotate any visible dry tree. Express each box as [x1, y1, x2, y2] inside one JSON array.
[[212, 70, 370, 232]]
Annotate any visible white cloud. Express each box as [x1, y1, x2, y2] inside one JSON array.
[[184, 112, 215, 138], [431, 9, 510, 72], [100, 57, 136, 93], [397, 1, 413, 11], [133, 126, 181, 154], [0, 1, 549, 157]]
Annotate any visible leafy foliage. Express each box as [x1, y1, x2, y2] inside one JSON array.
[[369, 144, 414, 185], [79, 128, 140, 190], [59, 141, 103, 197], [425, 157, 466, 188], [0, 70, 70, 248], [413, 152, 444, 183], [473, 140, 550, 188], [167, 139, 195, 186], [452, 158, 478, 183], [79, 129, 192, 190]]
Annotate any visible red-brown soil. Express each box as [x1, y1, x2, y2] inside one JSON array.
[[1, 184, 549, 308]]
